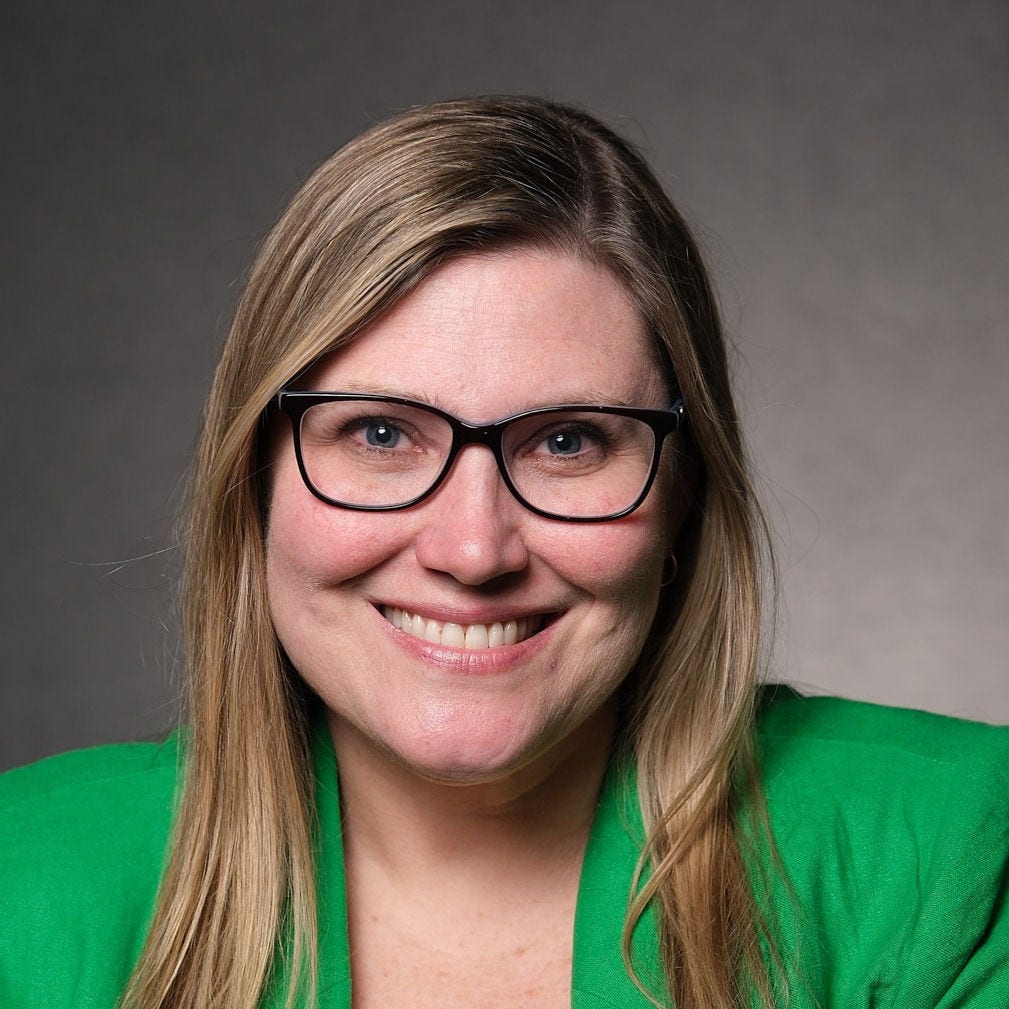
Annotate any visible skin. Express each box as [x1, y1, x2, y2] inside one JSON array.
[[265, 247, 682, 1006]]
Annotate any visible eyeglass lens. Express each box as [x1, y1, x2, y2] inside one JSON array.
[[296, 399, 659, 519]]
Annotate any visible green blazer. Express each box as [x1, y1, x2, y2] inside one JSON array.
[[2, 689, 1007, 1007]]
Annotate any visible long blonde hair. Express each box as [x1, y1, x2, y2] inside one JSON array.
[[122, 95, 776, 1009]]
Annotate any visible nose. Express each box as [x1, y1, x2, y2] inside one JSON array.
[[413, 445, 530, 585]]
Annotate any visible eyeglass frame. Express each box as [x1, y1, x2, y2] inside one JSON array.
[[270, 390, 687, 523]]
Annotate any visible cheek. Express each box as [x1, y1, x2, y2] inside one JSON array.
[[548, 514, 667, 608], [266, 457, 410, 590]]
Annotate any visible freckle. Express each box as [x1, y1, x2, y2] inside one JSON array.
[[513, 946, 526, 957]]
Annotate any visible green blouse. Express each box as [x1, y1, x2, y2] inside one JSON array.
[[1, 689, 1007, 1007]]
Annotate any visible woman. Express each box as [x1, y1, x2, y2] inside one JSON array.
[[1, 96, 1006, 1009]]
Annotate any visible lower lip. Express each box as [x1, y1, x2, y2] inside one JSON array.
[[374, 607, 560, 674]]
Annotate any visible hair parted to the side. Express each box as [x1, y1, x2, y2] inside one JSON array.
[[121, 95, 779, 1009]]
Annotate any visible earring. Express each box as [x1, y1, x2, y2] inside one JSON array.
[[660, 555, 678, 588]]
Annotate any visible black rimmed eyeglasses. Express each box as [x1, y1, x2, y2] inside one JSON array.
[[273, 391, 686, 522]]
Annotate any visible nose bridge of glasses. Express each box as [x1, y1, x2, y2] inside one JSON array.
[[443, 416, 512, 484]]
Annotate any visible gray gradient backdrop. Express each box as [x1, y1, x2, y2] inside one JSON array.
[[4, 1, 1007, 770]]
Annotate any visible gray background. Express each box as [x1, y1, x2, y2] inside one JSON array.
[[4, 1, 1007, 771]]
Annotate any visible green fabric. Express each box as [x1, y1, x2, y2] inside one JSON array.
[[753, 690, 1009, 1009], [1, 690, 1007, 1007], [0, 738, 178, 1008]]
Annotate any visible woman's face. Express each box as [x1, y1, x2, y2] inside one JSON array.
[[266, 248, 679, 786]]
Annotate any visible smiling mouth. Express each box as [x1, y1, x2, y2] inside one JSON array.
[[380, 606, 548, 650]]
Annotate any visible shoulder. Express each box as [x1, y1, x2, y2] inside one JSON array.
[[1, 733, 181, 810], [753, 687, 1009, 1008], [755, 686, 1008, 835], [757, 684, 1009, 768], [758, 685, 1008, 794], [0, 736, 181, 1008], [0, 734, 181, 875]]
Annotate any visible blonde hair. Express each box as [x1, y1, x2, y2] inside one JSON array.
[[122, 95, 776, 1009]]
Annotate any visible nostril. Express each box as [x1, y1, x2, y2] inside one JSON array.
[[414, 516, 529, 585]]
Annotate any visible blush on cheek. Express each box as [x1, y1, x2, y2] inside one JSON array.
[[553, 523, 666, 594], [268, 479, 416, 585], [297, 522, 397, 582]]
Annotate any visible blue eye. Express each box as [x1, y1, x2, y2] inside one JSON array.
[[365, 422, 401, 448], [548, 430, 582, 455]]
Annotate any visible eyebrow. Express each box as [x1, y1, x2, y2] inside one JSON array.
[[304, 381, 648, 412]]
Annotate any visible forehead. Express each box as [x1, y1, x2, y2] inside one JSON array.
[[307, 248, 669, 419]]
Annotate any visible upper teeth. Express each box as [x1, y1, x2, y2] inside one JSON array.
[[381, 606, 538, 649]]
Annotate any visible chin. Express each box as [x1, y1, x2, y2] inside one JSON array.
[[367, 696, 611, 790], [384, 719, 540, 786]]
